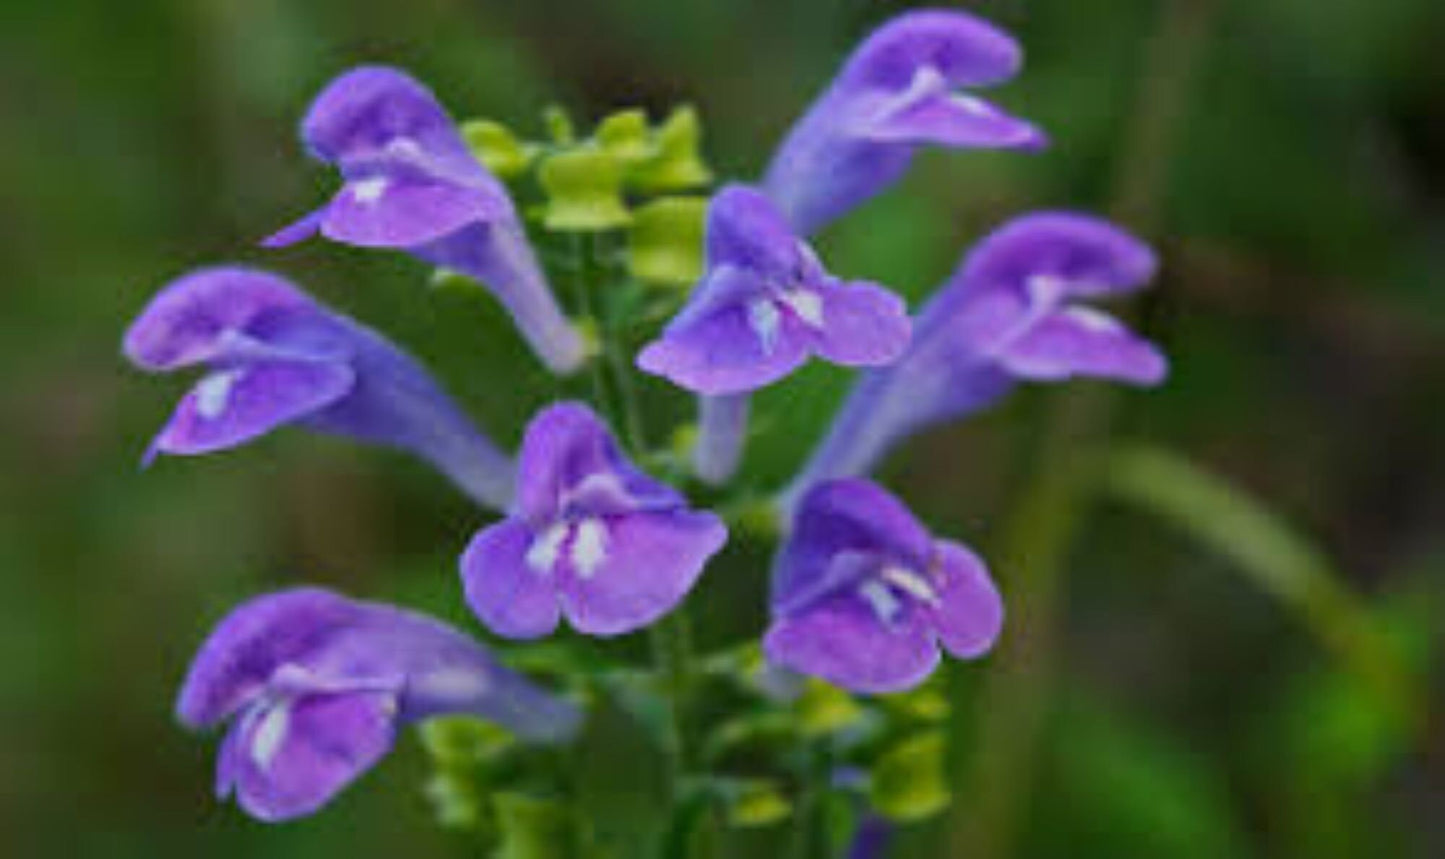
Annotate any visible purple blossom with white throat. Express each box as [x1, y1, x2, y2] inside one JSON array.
[[762, 10, 1045, 236], [764, 479, 1002, 694], [263, 66, 585, 374], [461, 402, 728, 638], [637, 185, 910, 483], [778, 212, 1167, 513], [124, 266, 515, 510], [176, 588, 580, 822]]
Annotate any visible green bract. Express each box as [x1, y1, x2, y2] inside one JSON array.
[[461, 119, 537, 179], [628, 196, 708, 286], [538, 148, 632, 231]]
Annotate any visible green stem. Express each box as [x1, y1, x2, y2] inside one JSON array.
[[568, 232, 616, 423]]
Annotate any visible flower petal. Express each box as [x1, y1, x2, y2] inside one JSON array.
[[772, 479, 934, 611], [558, 510, 727, 636], [636, 300, 813, 395], [300, 66, 473, 174], [814, 280, 912, 366], [149, 357, 356, 458], [704, 185, 804, 278], [764, 593, 937, 694], [858, 90, 1044, 150], [924, 540, 1003, 659], [176, 588, 364, 728], [218, 689, 398, 823], [123, 267, 315, 371], [995, 306, 1167, 385], [318, 175, 501, 248], [836, 9, 1023, 91], [460, 520, 563, 640], [957, 211, 1158, 300], [512, 403, 681, 523]]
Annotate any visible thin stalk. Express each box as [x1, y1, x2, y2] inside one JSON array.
[[949, 1, 1221, 856]]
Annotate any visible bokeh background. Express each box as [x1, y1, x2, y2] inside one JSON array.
[[1, 0, 1441, 855]]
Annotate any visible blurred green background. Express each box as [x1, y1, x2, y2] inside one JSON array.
[[1, 0, 1441, 855]]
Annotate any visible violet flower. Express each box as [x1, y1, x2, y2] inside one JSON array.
[[124, 266, 514, 510], [764, 479, 1002, 694], [461, 402, 727, 638], [778, 212, 1167, 513], [637, 185, 910, 483], [176, 588, 580, 822], [263, 66, 585, 374], [762, 9, 1045, 236]]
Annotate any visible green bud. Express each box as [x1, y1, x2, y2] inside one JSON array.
[[538, 148, 632, 232], [494, 793, 573, 859], [542, 104, 576, 145], [796, 679, 865, 737], [870, 731, 951, 822], [726, 780, 793, 828], [461, 119, 537, 179], [420, 715, 515, 766], [595, 108, 654, 164], [630, 106, 712, 192], [628, 196, 707, 286]]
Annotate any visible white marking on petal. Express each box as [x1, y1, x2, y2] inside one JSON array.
[[859, 580, 902, 625], [901, 64, 950, 102], [351, 177, 389, 205], [250, 701, 290, 771], [526, 522, 570, 574], [781, 289, 824, 329], [882, 566, 941, 608], [384, 137, 423, 158], [1063, 305, 1121, 333], [195, 369, 243, 420], [570, 517, 609, 579], [951, 92, 993, 117], [748, 299, 782, 354], [1025, 273, 1068, 310], [566, 471, 629, 508]]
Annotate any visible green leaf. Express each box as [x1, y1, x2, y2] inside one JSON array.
[[493, 793, 573, 859], [794, 679, 864, 738], [627, 196, 707, 286], [420, 715, 515, 766], [869, 731, 950, 822], [461, 119, 538, 179], [538, 148, 632, 232], [630, 106, 712, 192], [1103, 445, 1421, 730], [725, 779, 793, 828]]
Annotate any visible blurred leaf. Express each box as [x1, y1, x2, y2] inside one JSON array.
[[869, 731, 950, 823], [493, 792, 573, 859], [1103, 445, 1421, 730], [1036, 693, 1248, 859], [724, 779, 793, 828]]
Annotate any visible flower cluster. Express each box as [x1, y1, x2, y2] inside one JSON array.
[[125, 8, 1166, 835]]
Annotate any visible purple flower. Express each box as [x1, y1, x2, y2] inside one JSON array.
[[764, 479, 1002, 694], [263, 66, 585, 374], [762, 10, 1045, 235], [637, 185, 910, 396], [778, 212, 1167, 511], [124, 266, 514, 510], [637, 185, 910, 485], [176, 588, 580, 822], [461, 403, 727, 638]]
